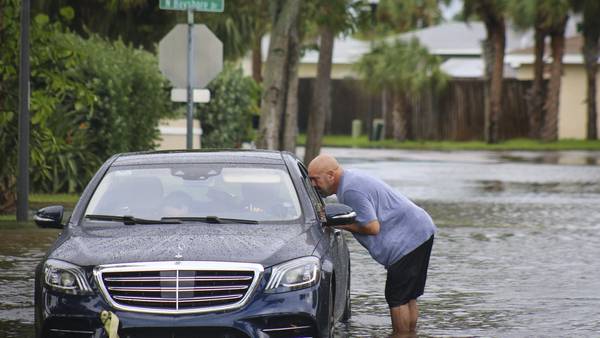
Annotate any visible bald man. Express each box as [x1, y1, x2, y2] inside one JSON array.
[[308, 154, 436, 336]]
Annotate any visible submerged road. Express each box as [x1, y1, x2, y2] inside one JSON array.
[[1, 148, 600, 337]]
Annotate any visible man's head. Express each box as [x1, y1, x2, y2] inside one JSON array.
[[308, 154, 343, 197]]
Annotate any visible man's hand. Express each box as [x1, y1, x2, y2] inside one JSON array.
[[335, 220, 380, 235]]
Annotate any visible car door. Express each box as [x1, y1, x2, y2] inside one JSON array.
[[297, 162, 349, 319]]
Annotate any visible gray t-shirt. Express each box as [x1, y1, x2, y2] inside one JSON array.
[[336, 169, 436, 268]]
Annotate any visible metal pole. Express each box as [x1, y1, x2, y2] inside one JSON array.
[[17, 0, 31, 222], [186, 8, 194, 149]]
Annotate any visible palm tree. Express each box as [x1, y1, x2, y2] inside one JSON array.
[[376, 0, 447, 32], [355, 39, 447, 141], [304, 0, 357, 163], [464, 0, 507, 144], [572, 0, 600, 140], [255, 0, 301, 150], [510, 1, 549, 139], [538, 0, 570, 141]]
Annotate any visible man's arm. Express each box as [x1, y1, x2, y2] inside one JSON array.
[[336, 219, 380, 235]]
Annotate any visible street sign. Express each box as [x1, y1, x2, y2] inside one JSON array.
[[159, 0, 224, 12], [159, 24, 223, 89], [170, 89, 211, 103]]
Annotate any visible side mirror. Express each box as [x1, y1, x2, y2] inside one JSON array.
[[324, 203, 356, 226], [34, 205, 65, 229]]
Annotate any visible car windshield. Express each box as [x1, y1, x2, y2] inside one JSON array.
[[84, 164, 302, 223]]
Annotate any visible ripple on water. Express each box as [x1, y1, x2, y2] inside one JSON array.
[[3, 150, 600, 337]]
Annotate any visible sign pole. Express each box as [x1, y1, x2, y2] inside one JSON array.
[[186, 8, 194, 149]]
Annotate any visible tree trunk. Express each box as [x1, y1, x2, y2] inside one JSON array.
[[528, 25, 546, 139], [487, 22, 505, 144], [542, 17, 568, 142], [392, 92, 408, 141], [281, 15, 300, 153], [583, 30, 599, 140], [251, 33, 263, 83], [256, 1, 300, 149], [482, 38, 493, 142], [382, 88, 393, 139], [304, 25, 335, 164]]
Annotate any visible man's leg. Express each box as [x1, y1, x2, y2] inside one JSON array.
[[408, 299, 418, 331], [390, 303, 411, 334]]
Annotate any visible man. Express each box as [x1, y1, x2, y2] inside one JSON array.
[[308, 154, 436, 336]]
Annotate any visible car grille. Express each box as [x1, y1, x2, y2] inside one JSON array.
[[94, 261, 263, 314]]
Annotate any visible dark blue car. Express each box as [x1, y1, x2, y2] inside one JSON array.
[[34, 150, 354, 338]]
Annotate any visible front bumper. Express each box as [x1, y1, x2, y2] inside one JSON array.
[[37, 275, 331, 338]]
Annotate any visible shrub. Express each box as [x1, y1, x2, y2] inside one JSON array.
[[0, 2, 175, 212], [196, 63, 260, 148]]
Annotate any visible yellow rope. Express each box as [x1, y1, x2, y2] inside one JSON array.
[[100, 310, 120, 338]]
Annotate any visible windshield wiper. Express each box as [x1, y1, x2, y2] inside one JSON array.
[[160, 216, 258, 224], [85, 214, 181, 225]]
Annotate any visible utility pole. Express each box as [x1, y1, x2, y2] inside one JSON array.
[[17, 0, 31, 222], [186, 8, 195, 149]]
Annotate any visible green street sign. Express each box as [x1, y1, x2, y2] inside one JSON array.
[[159, 0, 224, 12]]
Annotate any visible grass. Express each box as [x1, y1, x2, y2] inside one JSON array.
[[0, 193, 79, 223], [29, 193, 79, 205], [297, 135, 600, 151]]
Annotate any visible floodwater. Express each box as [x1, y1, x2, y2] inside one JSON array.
[[2, 148, 600, 337]]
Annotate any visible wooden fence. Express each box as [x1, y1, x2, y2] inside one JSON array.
[[297, 78, 532, 141]]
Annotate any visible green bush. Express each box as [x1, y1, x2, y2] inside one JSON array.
[[1, 2, 96, 206], [196, 63, 260, 148], [0, 2, 175, 211], [66, 34, 176, 158]]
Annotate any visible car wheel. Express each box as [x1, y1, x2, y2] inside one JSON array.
[[341, 273, 351, 322]]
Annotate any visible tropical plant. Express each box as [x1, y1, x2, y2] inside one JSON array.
[[572, 0, 600, 140], [376, 0, 447, 32], [464, 0, 508, 144], [196, 0, 271, 68], [538, 1, 570, 141], [33, 0, 176, 51], [1, 3, 175, 211], [510, 0, 572, 141], [65, 34, 175, 158], [304, 0, 358, 163], [1, 4, 97, 209], [195, 64, 260, 148], [510, 1, 548, 139], [35, 0, 272, 61], [256, 0, 302, 150], [355, 38, 447, 141]]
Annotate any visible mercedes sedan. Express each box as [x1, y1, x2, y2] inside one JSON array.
[[34, 150, 354, 338]]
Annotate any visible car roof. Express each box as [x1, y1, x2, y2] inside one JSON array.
[[111, 149, 292, 166]]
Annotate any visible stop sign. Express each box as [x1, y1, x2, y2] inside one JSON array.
[[159, 24, 223, 88]]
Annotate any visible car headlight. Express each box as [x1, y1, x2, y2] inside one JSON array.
[[265, 256, 320, 293], [43, 259, 92, 295]]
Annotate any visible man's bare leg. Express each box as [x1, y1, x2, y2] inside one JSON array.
[[390, 303, 412, 335], [408, 299, 418, 331]]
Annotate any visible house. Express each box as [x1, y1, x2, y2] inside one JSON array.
[[506, 35, 600, 139], [157, 19, 596, 147]]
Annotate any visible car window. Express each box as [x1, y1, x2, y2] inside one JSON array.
[[84, 164, 302, 222], [298, 163, 326, 223]]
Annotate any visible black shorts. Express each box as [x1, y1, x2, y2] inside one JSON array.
[[385, 235, 434, 308]]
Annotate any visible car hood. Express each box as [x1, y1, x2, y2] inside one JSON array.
[[49, 222, 322, 268]]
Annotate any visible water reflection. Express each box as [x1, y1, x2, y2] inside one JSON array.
[[498, 151, 600, 166]]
